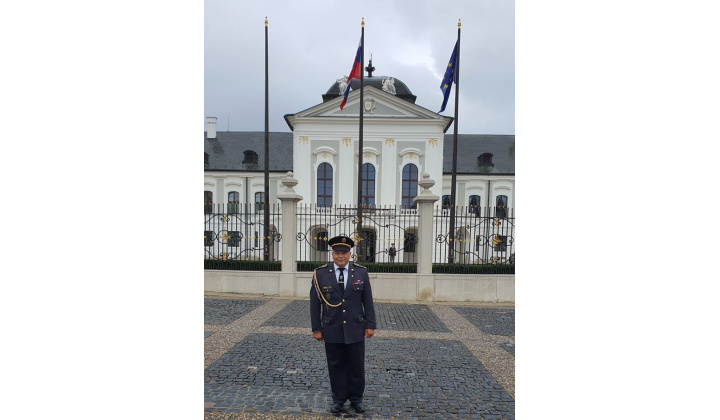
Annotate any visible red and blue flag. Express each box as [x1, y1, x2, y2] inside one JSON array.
[[340, 40, 363, 110]]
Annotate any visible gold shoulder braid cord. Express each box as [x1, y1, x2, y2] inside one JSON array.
[[313, 269, 343, 308]]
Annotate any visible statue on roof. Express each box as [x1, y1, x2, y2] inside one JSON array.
[[382, 77, 396, 95], [337, 76, 349, 94]]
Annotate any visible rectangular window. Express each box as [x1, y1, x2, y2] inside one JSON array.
[[494, 235, 507, 253], [255, 192, 265, 213], [404, 232, 417, 253], [204, 191, 213, 214], [442, 195, 452, 209], [204, 231, 214, 247], [361, 163, 376, 208], [468, 195, 481, 216], [255, 231, 259, 248], [228, 192, 240, 214], [495, 195, 508, 218], [228, 231, 241, 248], [316, 231, 328, 251]]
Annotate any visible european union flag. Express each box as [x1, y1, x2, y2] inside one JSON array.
[[439, 41, 458, 113]]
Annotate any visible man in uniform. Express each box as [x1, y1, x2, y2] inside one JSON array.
[[310, 235, 376, 413]]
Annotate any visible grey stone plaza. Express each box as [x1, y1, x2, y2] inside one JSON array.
[[205, 293, 514, 419]]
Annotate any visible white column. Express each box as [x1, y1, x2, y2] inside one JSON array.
[[381, 138, 397, 205], [338, 137, 355, 204], [294, 135, 312, 203], [277, 172, 303, 296], [413, 173, 439, 301]]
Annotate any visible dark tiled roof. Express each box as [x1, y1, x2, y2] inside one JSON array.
[[204, 132, 515, 175], [322, 76, 417, 104], [204, 132, 294, 171], [444, 135, 515, 174]]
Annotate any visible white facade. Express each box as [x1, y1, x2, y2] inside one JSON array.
[[204, 81, 515, 265], [287, 85, 452, 205]]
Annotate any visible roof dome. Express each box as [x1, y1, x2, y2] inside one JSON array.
[[322, 61, 417, 104]]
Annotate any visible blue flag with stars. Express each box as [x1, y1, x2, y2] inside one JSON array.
[[439, 41, 458, 113]]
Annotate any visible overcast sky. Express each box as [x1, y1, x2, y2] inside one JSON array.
[[204, 0, 514, 134]]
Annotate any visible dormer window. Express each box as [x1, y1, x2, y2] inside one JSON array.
[[477, 153, 494, 173], [478, 153, 493, 165], [243, 150, 259, 169]]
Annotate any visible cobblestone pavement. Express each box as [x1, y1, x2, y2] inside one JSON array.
[[205, 293, 514, 419], [450, 307, 515, 337], [263, 300, 451, 333]]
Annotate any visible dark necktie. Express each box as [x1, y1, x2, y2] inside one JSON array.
[[338, 267, 345, 293]]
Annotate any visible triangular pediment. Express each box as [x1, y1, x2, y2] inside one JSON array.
[[293, 85, 444, 120]]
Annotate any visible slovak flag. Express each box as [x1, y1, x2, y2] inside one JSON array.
[[340, 40, 363, 110]]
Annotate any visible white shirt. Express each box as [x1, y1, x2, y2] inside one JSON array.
[[333, 263, 348, 288]]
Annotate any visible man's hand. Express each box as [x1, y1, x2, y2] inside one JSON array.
[[364, 329, 375, 338], [312, 331, 324, 341]]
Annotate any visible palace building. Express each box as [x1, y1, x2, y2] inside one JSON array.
[[204, 65, 514, 264]]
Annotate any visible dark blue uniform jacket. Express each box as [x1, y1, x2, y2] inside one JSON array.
[[310, 262, 377, 344]]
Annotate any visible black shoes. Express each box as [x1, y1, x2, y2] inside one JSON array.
[[331, 401, 364, 413]]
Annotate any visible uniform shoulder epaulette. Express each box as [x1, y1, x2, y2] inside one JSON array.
[[314, 264, 327, 271], [353, 263, 367, 270]]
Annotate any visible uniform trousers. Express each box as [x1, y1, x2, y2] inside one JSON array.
[[324, 340, 365, 404]]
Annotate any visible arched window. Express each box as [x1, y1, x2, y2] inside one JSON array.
[[317, 163, 333, 208], [228, 191, 239, 214], [361, 163, 375, 208], [468, 195, 481, 215], [495, 195, 508, 218], [442, 195, 452, 209], [401, 164, 418, 209], [204, 191, 213, 214], [255, 192, 265, 213]]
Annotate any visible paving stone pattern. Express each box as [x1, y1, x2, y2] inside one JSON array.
[[451, 307, 515, 336], [262, 300, 311, 328], [263, 300, 451, 333], [499, 343, 515, 356], [373, 303, 451, 333], [205, 333, 513, 419], [366, 337, 513, 419], [205, 333, 334, 415], [205, 298, 267, 325], [205, 296, 515, 419]]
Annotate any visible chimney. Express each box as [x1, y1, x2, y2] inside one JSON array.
[[205, 117, 217, 139]]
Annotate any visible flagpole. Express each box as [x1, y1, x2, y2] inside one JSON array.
[[263, 17, 270, 262], [448, 19, 461, 264], [355, 18, 365, 249]]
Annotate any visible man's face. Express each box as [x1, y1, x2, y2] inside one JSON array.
[[332, 249, 351, 268]]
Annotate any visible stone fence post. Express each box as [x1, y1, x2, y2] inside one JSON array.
[[413, 173, 439, 276], [277, 172, 303, 295]]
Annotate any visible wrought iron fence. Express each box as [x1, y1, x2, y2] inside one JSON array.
[[296, 204, 418, 272], [433, 205, 515, 268], [204, 203, 281, 270], [202, 202, 514, 273]]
